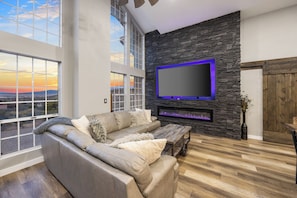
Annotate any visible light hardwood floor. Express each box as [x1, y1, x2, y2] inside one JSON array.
[[1, 133, 296, 198]]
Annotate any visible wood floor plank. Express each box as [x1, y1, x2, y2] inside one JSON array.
[[0, 133, 296, 198]]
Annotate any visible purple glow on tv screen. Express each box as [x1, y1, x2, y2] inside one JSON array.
[[156, 58, 216, 100]]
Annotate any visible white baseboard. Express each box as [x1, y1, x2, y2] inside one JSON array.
[[248, 135, 263, 140], [0, 156, 44, 177]]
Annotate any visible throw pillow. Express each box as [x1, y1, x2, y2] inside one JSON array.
[[109, 133, 154, 148], [71, 115, 92, 137], [136, 108, 152, 123], [130, 110, 149, 127], [117, 139, 167, 165], [89, 118, 107, 143]]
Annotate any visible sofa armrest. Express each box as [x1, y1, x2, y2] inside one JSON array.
[[86, 143, 153, 192], [143, 155, 178, 198], [146, 120, 161, 132]]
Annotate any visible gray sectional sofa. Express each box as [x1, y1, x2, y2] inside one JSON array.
[[36, 110, 179, 198]]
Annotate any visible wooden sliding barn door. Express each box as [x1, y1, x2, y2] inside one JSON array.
[[263, 58, 297, 144], [241, 57, 297, 144]]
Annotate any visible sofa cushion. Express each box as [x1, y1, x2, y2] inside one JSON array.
[[107, 125, 147, 141], [89, 118, 107, 143], [67, 131, 96, 150], [130, 110, 149, 127], [86, 143, 153, 192], [114, 111, 131, 130], [118, 139, 167, 165], [109, 133, 154, 148], [88, 113, 118, 133]]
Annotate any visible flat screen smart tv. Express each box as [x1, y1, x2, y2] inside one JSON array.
[[156, 58, 216, 100]]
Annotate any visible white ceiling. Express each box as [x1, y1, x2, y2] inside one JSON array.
[[124, 0, 297, 34]]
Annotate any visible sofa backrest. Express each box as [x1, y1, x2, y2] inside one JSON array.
[[90, 112, 119, 133], [114, 111, 132, 130], [89, 111, 133, 133]]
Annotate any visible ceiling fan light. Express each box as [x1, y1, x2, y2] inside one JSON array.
[[148, 0, 158, 6], [134, 0, 145, 8], [118, 0, 128, 6]]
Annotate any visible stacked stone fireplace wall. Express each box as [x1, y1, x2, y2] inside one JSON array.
[[145, 12, 241, 139]]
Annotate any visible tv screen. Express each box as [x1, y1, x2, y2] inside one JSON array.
[[156, 58, 216, 100]]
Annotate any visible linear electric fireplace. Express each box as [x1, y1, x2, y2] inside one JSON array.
[[158, 106, 213, 122]]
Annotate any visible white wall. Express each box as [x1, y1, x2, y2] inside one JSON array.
[[73, 0, 111, 117], [62, 0, 111, 118], [241, 5, 297, 62], [241, 69, 263, 140]]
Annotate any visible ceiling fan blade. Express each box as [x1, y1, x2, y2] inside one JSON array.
[[134, 0, 145, 8], [148, 0, 158, 6], [118, 0, 128, 6]]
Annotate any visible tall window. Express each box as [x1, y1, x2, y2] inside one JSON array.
[[130, 76, 143, 109], [110, 0, 145, 111], [0, 0, 61, 46], [110, 72, 125, 112], [130, 22, 143, 69], [110, 1, 126, 64], [0, 52, 59, 156]]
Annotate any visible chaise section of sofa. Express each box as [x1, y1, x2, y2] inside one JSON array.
[[42, 132, 144, 198]]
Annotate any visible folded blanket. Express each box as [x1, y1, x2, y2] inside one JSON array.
[[33, 116, 73, 134]]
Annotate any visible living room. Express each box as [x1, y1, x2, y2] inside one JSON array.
[[0, 0, 297, 197]]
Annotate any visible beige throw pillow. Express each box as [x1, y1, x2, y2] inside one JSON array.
[[136, 108, 152, 123], [130, 110, 149, 127], [109, 133, 154, 148], [71, 115, 92, 137], [118, 139, 167, 165]]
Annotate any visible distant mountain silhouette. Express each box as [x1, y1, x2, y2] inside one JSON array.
[[0, 90, 58, 96]]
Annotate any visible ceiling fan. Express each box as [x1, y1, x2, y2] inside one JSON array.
[[118, 0, 159, 8]]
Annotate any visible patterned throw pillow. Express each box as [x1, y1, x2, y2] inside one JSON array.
[[89, 118, 107, 143]]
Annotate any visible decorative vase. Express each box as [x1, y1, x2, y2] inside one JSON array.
[[241, 110, 248, 140]]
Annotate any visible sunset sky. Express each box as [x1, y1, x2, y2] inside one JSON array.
[[0, 53, 58, 93]]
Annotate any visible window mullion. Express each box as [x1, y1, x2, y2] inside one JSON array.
[[45, 61, 48, 115], [124, 13, 129, 67], [32, 58, 35, 118], [124, 74, 130, 111]]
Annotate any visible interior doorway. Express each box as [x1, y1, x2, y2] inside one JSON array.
[[241, 69, 263, 140]]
